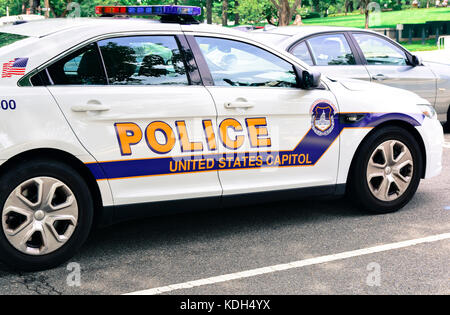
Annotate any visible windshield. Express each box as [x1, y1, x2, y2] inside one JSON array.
[[0, 32, 29, 48]]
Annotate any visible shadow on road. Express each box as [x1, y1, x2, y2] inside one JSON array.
[[0, 196, 366, 273]]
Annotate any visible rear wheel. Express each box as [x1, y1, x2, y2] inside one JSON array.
[[0, 159, 93, 271], [349, 126, 423, 214]]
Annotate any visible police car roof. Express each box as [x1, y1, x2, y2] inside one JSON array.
[[255, 25, 360, 37], [0, 17, 247, 39]]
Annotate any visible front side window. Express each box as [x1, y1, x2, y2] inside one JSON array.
[[98, 36, 189, 85], [291, 41, 314, 66], [353, 33, 408, 66], [195, 37, 297, 88], [307, 34, 356, 66], [47, 43, 107, 85]]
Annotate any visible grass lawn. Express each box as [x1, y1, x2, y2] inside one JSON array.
[[401, 39, 439, 51], [301, 7, 450, 29]]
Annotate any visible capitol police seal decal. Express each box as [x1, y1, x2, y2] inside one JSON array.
[[310, 100, 336, 136]]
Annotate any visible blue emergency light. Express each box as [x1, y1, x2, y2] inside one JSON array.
[[95, 5, 202, 17]]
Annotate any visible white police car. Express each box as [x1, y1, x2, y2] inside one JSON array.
[[0, 5, 444, 270]]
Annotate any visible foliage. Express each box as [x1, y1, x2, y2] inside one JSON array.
[[0, 0, 449, 30]]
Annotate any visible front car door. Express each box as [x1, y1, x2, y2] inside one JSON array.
[[189, 34, 341, 197], [351, 32, 437, 105], [289, 32, 371, 81], [45, 33, 222, 207]]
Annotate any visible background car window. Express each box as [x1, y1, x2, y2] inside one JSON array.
[[0, 32, 29, 48], [47, 43, 107, 85], [290, 42, 314, 66], [195, 37, 297, 88], [353, 33, 408, 66], [98, 36, 189, 85], [307, 34, 356, 66]]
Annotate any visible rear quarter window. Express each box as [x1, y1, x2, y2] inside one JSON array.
[[0, 33, 29, 48]]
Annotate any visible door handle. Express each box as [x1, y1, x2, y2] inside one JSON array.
[[372, 74, 388, 81], [224, 99, 255, 109], [71, 104, 110, 112]]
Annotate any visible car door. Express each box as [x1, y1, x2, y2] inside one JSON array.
[[46, 33, 222, 206], [351, 32, 436, 105], [289, 33, 371, 81], [191, 35, 341, 197]]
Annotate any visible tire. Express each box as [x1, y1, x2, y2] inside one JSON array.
[[0, 159, 93, 271], [444, 107, 450, 133], [348, 126, 423, 214]]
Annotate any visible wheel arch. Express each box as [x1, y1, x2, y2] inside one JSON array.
[[0, 148, 105, 227], [346, 120, 427, 188]]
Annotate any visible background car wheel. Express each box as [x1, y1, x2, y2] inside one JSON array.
[[0, 159, 93, 271], [445, 107, 450, 132], [348, 126, 423, 214]]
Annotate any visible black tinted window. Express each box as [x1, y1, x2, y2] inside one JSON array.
[[47, 43, 107, 85], [98, 36, 189, 85]]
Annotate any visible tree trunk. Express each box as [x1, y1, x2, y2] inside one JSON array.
[[278, 0, 291, 26], [234, 0, 240, 26], [206, 0, 212, 24], [311, 0, 320, 12], [222, 0, 228, 26], [44, 0, 49, 18], [364, 4, 369, 29]]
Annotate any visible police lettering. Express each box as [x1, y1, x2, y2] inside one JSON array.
[[115, 118, 271, 156]]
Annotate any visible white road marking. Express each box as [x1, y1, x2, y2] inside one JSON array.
[[124, 233, 450, 295]]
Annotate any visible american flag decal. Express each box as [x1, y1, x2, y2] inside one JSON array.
[[2, 58, 28, 78]]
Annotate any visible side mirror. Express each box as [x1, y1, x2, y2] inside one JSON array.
[[296, 68, 321, 89], [411, 55, 422, 67]]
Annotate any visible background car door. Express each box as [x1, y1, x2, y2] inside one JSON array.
[[193, 36, 340, 197], [289, 33, 371, 81], [46, 34, 221, 206], [351, 32, 436, 105]]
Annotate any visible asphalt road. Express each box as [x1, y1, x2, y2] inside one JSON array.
[[0, 134, 449, 295]]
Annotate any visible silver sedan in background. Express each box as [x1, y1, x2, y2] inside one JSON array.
[[253, 26, 450, 127]]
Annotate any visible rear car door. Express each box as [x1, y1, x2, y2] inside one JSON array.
[[45, 33, 221, 207], [289, 33, 371, 81], [351, 32, 436, 105], [191, 35, 341, 198]]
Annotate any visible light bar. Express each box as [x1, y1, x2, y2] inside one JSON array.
[[95, 5, 201, 16]]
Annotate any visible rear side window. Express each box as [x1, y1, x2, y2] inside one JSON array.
[[0, 33, 28, 48], [307, 34, 356, 66], [47, 43, 107, 85], [98, 36, 189, 86]]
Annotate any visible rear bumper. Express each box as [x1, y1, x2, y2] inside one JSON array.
[[416, 118, 444, 179]]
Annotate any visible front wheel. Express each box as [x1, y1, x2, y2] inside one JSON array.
[[349, 126, 423, 214], [0, 159, 93, 271]]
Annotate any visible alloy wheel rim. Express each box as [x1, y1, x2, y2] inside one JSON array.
[[366, 140, 414, 202], [1, 177, 78, 256]]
